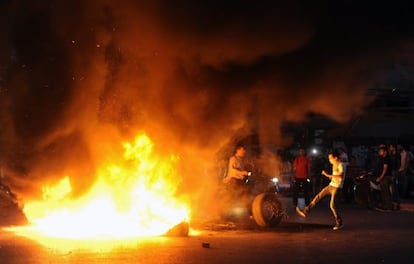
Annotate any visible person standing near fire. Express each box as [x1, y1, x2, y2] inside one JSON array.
[[296, 150, 344, 231], [218, 144, 251, 218], [223, 144, 250, 195], [375, 146, 393, 211], [292, 148, 311, 208]]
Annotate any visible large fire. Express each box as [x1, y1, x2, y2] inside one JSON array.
[[8, 133, 190, 242]]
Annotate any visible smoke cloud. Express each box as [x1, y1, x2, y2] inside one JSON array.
[[0, 0, 413, 217]]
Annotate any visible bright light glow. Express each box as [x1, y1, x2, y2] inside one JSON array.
[[272, 177, 279, 183], [312, 148, 318, 155], [231, 206, 249, 217], [7, 133, 190, 243]]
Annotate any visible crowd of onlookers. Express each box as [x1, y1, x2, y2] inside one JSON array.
[[301, 143, 414, 211], [218, 141, 414, 209], [218, 140, 413, 230]]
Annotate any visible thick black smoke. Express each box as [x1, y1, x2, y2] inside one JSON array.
[[0, 0, 413, 205]]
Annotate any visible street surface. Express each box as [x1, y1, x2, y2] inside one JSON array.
[[1, 197, 414, 264]]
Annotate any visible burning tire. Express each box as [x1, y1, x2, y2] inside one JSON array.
[[251, 193, 283, 227]]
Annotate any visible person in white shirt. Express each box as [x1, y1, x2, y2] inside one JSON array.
[[296, 150, 344, 231], [224, 145, 249, 183]]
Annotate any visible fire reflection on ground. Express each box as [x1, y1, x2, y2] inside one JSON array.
[[4, 227, 200, 253]]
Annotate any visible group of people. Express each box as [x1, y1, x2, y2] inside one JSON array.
[[375, 143, 412, 211], [223, 142, 413, 231], [293, 143, 413, 228], [223, 144, 346, 231]]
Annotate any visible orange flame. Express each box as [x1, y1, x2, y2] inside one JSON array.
[[8, 133, 190, 241]]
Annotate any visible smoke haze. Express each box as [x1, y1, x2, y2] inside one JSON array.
[[0, 0, 413, 216]]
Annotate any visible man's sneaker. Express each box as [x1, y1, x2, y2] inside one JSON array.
[[295, 206, 307, 218], [332, 223, 343, 231]]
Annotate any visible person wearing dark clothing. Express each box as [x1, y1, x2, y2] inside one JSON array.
[[389, 144, 401, 209], [343, 156, 361, 203], [375, 146, 393, 211], [292, 148, 311, 207], [397, 144, 411, 199]]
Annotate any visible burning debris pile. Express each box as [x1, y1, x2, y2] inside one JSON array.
[[8, 133, 190, 239]]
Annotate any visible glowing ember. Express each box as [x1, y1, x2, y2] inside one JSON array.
[[8, 133, 190, 240]]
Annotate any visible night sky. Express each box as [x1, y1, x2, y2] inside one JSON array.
[[0, 0, 413, 197]]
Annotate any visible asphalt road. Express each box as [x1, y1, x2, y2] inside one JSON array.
[[1, 198, 414, 264]]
